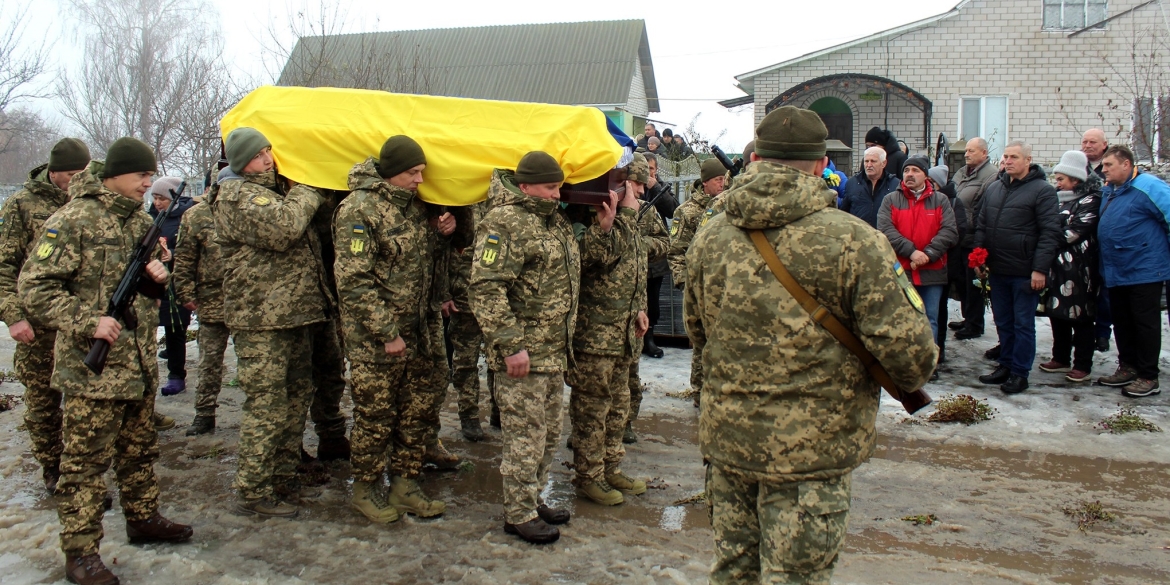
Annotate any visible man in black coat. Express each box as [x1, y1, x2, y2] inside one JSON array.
[[974, 141, 1062, 394], [841, 146, 900, 227], [642, 153, 678, 357]]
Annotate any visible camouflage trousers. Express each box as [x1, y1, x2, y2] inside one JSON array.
[[192, 321, 230, 417], [15, 330, 62, 473], [309, 320, 348, 440], [448, 310, 485, 420], [233, 326, 314, 501], [706, 464, 851, 585], [567, 353, 631, 483], [691, 344, 704, 392], [498, 370, 565, 525], [58, 391, 160, 557], [627, 357, 643, 423], [348, 352, 441, 483], [420, 351, 451, 449]]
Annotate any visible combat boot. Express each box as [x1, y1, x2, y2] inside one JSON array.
[[185, 415, 215, 436], [125, 512, 193, 545], [622, 421, 637, 444], [234, 497, 297, 518], [65, 553, 119, 585], [460, 416, 484, 442], [504, 517, 560, 544], [575, 479, 624, 506], [153, 412, 176, 431], [351, 481, 400, 524], [536, 503, 570, 525], [275, 479, 323, 505], [606, 471, 647, 495], [388, 475, 445, 517], [423, 440, 461, 471], [317, 435, 351, 462]]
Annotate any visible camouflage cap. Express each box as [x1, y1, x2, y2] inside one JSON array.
[[626, 152, 649, 184], [48, 137, 91, 172], [754, 106, 828, 161]]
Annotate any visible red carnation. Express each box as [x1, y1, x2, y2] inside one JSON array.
[[968, 247, 989, 268]]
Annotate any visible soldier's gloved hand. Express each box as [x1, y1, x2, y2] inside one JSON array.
[[634, 311, 649, 338], [94, 316, 122, 345], [441, 300, 458, 317], [385, 336, 406, 357], [145, 260, 168, 284], [504, 350, 530, 378], [8, 319, 35, 344]]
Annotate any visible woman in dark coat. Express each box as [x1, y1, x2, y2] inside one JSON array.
[[1039, 150, 1102, 382]]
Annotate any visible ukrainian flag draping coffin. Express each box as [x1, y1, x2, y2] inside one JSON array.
[[220, 86, 625, 206]]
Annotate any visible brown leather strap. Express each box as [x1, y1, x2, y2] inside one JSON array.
[[747, 229, 908, 403]]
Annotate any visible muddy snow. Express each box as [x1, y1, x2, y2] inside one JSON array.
[[1, 304, 1168, 584]]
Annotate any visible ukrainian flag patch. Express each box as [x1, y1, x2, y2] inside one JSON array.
[[46, 228, 58, 239], [353, 224, 365, 234], [481, 234, 501, 267], [894, 262, 905, 277]]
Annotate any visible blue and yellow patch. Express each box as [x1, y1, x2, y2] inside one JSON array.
[[46, 228, 58, 239], [481, 234, 501, 267], [350, 225, 367, 254], [894, 261, 905, 277], [352, 224, 365, 235]]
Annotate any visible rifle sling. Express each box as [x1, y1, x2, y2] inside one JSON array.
[[746, 229, 904, 401]]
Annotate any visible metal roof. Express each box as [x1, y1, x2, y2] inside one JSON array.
[[277, 20, 659, 112]]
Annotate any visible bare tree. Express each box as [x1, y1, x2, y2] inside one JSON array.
[[0, 0, 50, 167], [0, 108, 58, 182], [57, 0, 245, 176]]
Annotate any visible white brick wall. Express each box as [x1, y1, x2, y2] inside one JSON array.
[[626, 59, 649, 117], [745, 0, 1162, 167]]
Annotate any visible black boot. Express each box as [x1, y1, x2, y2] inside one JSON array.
[[317, 436, 351, 462], [642, 334, 664, 358], [185, 415, 215, 436], [979, 366, 1011, 385], [1001, 375, 1029, 394]]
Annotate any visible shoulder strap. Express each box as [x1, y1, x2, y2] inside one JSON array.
[[746, 229, 931, 414]]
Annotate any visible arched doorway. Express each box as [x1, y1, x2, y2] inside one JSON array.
[[809, 97, 853, 147]]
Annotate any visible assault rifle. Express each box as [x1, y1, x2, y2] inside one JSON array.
[[710, 145, 743, 178], [84, 182, 185, 375]]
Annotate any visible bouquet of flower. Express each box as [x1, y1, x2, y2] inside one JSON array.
[[968, 247, 990, 306]]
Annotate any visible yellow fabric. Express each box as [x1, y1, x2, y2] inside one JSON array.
[[220, 86, 624, 206]]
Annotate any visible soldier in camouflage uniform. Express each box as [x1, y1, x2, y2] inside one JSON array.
[[469, 152, 581, 544], [333, 136, 452, 523], [566, 153, 651, 506], [171, 191, 230, 436], [307, 188, 350, 461], [19, 138, 194, 585], [684, 107, 936, 584], [0, 138, 89, 493], [668, 158, 727, 404], [206, 128, 335, 518]]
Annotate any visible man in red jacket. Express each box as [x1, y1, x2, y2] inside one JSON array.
[[877, 155, 959, 360]]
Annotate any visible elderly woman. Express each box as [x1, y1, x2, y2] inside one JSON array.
[[1039, 150, 1101, 382]]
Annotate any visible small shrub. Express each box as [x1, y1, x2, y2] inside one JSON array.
[[1097, 406, 1162, 434], [901, 514, 938, 526], [926, 394, 996, 425], [1061, 500, 1116, 532]]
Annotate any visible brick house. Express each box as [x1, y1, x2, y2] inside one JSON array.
[[721, 0, 1170, 167]]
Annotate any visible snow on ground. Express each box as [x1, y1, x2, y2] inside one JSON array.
[[1, 303, 1168, 584]]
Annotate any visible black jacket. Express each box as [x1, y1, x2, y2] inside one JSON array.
[[840, 171, 900, 228], [149, 196, 197, 260], [885, 133, 907, 179], [974, 165, 1062, 278], [645, 181, 678, 279]]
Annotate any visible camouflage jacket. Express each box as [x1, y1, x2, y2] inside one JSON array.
[[572, 207, 646, 357], [685, 161, 937, 481], [172, 201, 225, 323], [0, 163, 70, 328], [638, 202, 670, 265], [667, 190, 716, 287], [333, 158, 444, 363], [18, 167, 163, 400], [442, 199, 492, 311], [206, 170, 333, 331], [469, 170, 581, 373]]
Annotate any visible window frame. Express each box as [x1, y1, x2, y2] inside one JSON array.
[[958, 95, 1011, 161], [1042, 0, 1109, 32]]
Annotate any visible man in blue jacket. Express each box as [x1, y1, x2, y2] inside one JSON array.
[[840, 146, 900, 227], [1096, 145, 1170, 397]]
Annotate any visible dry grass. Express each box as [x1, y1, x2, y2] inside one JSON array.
[[1061, 500, 1116, 532], [927, 394, 996, 425], [1096, 406, 1163, 434], [901, 514, 938, 526]]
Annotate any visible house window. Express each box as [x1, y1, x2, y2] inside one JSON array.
[[1132, 96, 1170, 162], [1042, 0, 1108, 31], [960, 96, 1009, 160]]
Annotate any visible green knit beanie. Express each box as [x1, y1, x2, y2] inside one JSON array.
[[742, 140, 756, 161], [514, 151, 564, 184], [48, 138, 91, 172], [754, 106, 828, 161], [101, 137, 157, 179], [700, 158, 725, 183], [225, 128, 272, 173], [626, 152, 649, 184], [377, 135, 427, 178]]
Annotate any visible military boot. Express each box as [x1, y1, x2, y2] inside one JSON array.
[[388, 475, 445, 517], [275, 479, 323, 505], [125, 512, 193, 545], [152, 412, 176, 431], [622, 421, 637, 444], [489, 404, 501, 429], [234, 497, 297, 518], [460, 416, 484, 442], [504, 517, 559, 544], [65, 553, 119, 585], [317, 435, 351, 462], [351, 481, 400, 524], [423, 440, 461, 471], [575, 479, 624, 506], [605, 471, 647, 495], [185, 415, 215, 436], [44, 466, 60, 494]]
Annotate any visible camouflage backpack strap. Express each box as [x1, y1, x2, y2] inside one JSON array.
[[745, 229, 932, 415]]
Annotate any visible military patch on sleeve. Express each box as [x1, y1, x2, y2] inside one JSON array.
[[669, 222, 678, 236], [700, 208, 715, 227], [894, 261, 925, 314], [350, 224, 367, 254], [36, 241, 54, 259], [481, 234, 501, 267], [251, 195, 271, 206], [46, 228, 58, 239]]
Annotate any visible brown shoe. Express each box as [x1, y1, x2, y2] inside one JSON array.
[[1098, 364, 1138, 387], [504, 517, 560, 544], [536, 504, 570, 525], [65, 553, 119, 585], [1122, 378, 1161, 398], [423, 440, 461, 471], [126, 512, 193, 545]]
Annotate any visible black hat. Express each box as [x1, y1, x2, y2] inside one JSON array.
[[903, 155, 930, 174], [377, 135, 426, 178], [515, 151, 564, 184], [48, 138, 91, 172], [101, 137, 157, 179]]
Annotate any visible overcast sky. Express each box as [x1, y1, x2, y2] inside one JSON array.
[[21, 0, 959, 152]]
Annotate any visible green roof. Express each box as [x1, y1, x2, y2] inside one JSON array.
[[277, 20, 659, 112]]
